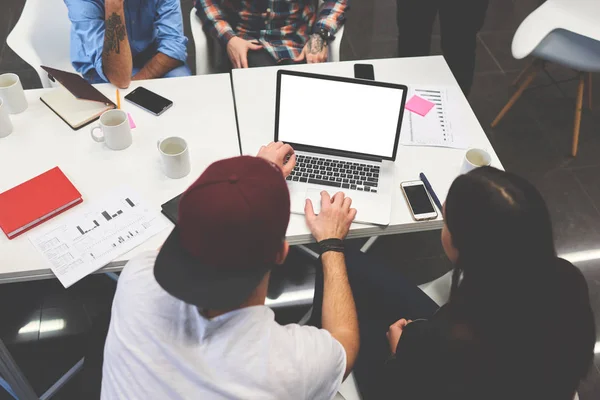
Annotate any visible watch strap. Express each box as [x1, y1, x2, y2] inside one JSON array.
[[317, 238, 344, 254]]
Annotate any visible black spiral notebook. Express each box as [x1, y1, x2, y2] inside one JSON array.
[[161, 194, 182, 224]]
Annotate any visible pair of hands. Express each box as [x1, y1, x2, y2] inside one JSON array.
[[257, 142, 356, 241], [227, 33, 328, 69]]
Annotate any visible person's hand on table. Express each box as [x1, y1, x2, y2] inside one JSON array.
[[257, 141, 296, 177], [294, 33, 328, 64], [387, 318, 412, 354], [227, 37, 262, 68], [305, 191, 357, 242]]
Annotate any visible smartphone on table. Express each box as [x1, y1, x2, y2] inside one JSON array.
[[125, 87, 173, 116], [354, 63, 375, 80], [401, 180, 438, 221]]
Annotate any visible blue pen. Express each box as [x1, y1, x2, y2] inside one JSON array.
[[419, 172, 443, 213]]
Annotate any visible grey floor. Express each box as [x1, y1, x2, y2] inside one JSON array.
[[1, 0, 600, 398]]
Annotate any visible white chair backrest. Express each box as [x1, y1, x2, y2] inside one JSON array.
[[512, 0, 600, 59], [7, 0, 73, 88]]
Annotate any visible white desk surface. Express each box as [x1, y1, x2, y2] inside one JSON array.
[[232, 56, 503, 245], [0, 74, 240, 283]]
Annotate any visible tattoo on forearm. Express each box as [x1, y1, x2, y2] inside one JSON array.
[[307, 34, 325, 54], [103, 13, 126, 56]]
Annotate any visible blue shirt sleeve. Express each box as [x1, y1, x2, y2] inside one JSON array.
[[154, 0, 188, 63], [64, 0, 109, 83]]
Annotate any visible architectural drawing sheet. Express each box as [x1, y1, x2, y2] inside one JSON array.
[[29, 187, 167, 287]]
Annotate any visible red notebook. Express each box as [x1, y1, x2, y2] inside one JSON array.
[[0, 167, 82, 239]]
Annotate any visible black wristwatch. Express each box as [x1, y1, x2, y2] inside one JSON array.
[[315, 28, 335, 43]]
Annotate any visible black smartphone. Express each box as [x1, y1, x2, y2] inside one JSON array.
[[124, 87, 173, 116], [354, 63, 375, 80]]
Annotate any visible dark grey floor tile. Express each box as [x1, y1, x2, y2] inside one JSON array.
[[574, 166, 600, 215], [478, 30, 527, 73], [480, 0, 537, 34], [534, 100, 600, 167], [468, 72, 567, 182], [535, 169, 600, 255], [0, 281, 47, 345]]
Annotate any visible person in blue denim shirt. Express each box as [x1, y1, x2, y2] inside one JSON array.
[[65, 0, 191, 88]]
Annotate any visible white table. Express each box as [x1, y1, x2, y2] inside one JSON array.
[[232, 56, 503, 245], [0, 74, 240, 284]]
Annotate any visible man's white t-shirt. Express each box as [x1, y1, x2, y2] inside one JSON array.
[[101, 251, 346, 400]]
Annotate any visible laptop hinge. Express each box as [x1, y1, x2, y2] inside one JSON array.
[[292, 143, 384, 163]]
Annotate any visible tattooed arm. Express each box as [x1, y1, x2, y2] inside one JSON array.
[[102, 0, 132, 88], [294, 34, 328, 64]]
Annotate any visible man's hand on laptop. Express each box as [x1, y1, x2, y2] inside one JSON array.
[[305, 191, 357, 242], [257, 141, 297, 177]]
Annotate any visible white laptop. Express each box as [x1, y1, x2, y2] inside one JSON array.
[[275, 70, 408, 225]]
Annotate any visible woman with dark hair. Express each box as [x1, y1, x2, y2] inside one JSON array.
[[310, 167, 595, 399]]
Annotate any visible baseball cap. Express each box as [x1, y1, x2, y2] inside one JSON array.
[[154, 156, 290, 310]]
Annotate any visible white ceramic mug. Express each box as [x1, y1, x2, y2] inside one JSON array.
[[157, 136, 191, 179], [0, 73, 28, 114], [90, 110, 132, 150], [0, 98, 13, 138], [460, 148, 492, 174]]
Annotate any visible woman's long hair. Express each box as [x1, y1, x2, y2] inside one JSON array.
[[444, 167, 594, 398]]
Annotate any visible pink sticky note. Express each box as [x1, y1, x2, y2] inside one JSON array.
[[128, 113, 136, 129], [405, 95, 435, 116]]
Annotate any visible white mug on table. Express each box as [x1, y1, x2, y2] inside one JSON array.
[[0, 98, 13, 138], [0, 73, 28, 114], [90, 109, 132, 150], [157, 136, 191, 179], [461, 148, 492, 174]]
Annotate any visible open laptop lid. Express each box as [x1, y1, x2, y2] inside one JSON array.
[[274, 70, 408, 162]]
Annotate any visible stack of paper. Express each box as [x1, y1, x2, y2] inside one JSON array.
[[401, 87, 468, 149]]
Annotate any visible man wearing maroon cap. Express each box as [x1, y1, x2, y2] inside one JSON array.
[[101, 142, 359, 399]]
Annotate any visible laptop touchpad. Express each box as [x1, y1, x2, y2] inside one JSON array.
[[305, 188, 350, 215]]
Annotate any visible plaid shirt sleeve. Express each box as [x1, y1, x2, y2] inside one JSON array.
[[313, 0, 349, 35], [195, 0, 236, 47]]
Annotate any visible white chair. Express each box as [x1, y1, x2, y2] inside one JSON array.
[[491, 0, 600, 157], [6, 0, 74, 88], [191, 0, 346, 75]]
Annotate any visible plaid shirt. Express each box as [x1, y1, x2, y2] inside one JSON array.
[[195, 0, 348, 62]]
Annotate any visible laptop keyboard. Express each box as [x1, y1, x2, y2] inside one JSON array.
[[286, 155, 380, 193]]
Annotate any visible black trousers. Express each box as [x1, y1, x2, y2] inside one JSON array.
[[396, 0, 490, 95], [309, 250, 439, 399], [221, 48, 305, 70]]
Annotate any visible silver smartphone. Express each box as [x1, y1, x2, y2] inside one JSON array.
[[124, 86, 173, 116], [401, 180, 438, 221]]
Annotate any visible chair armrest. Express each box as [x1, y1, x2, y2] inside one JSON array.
[[328, 24, 345, 63], [190, 8, 220, 75]]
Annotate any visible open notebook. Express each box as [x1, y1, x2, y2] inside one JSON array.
[[40, 66, 116, 130]]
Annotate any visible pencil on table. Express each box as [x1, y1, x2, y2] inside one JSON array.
[[116, 89, 121, 109]]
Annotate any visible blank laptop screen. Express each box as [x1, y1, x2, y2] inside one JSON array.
[[276, 73, 405, 159]]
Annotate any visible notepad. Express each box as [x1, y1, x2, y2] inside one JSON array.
[[41, 86, 114, 130], [39, 66, 116, 130], [0, 167, 82, 239]]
